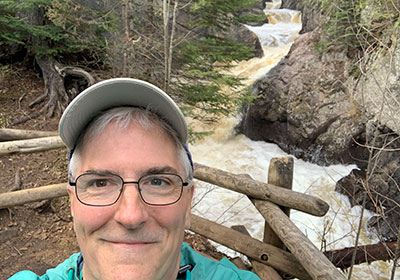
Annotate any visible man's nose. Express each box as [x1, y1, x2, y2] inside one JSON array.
[[113, 184, 149, 228]]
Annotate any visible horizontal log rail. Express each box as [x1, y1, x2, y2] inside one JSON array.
[[231, 225, 284, 280], [0, 139, 329, 217], [194, 163, 329, 217]]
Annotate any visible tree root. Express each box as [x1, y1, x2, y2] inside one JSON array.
[[12, 56, 95, 125]]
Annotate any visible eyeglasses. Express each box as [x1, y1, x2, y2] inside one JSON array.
[[69, 172, 189, 206]]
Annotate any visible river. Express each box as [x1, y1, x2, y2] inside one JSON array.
[[188, 2, 398, 279]]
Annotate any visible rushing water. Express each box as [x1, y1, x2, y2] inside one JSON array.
[[189, 2, 398, 279]]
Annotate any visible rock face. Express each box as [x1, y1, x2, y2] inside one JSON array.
[[238, 29, 366, 165], [237, 26, 400, 240], [351, 27, 400, 135]]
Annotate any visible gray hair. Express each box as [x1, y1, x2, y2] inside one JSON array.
[[68, 107, 193, 182]]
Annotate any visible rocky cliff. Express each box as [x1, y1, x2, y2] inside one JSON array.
[[239, 1, 400, 240]]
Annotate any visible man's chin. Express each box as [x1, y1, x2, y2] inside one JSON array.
[[84, 263, 158, 280]]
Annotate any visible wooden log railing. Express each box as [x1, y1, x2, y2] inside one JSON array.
[[194, 163, 329, 217], [0, 131, 347, 279]]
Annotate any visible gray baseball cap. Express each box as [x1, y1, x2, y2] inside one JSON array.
[[58, 78, 188, 150]]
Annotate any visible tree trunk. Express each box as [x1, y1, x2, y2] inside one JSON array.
[[12, 56, 95, 125], [122, 0, 130, 76], [11, 4, 95, 125]]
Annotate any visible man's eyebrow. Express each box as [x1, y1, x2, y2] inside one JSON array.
[[82, 170, 118, 176], [144, 166, 180, 175], [81, 167, 180, 176]]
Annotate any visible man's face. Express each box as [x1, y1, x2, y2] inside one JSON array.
[[68, 121, 193, 280]]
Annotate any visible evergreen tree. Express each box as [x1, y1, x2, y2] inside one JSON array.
[[1, 0, 263, 132], [0, 0, 116, 123]]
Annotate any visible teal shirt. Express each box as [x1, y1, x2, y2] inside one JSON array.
[[9, 243, 260, 280]]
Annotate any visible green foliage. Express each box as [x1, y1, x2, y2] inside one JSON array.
[[238, 14, 266, 26], [187, 37, 256, 63], [191, 0, 260, 30], [0, 0, 117, 61], [168, 0, 260, 124], [305, 0, 399, 53]]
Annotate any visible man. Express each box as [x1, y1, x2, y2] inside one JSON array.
[[10, 78, 261, 280]]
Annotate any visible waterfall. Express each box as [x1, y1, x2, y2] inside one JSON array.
[[189, 2, 397, 279]]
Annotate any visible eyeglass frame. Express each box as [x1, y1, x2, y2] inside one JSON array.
[[69, 172, 190, 207]]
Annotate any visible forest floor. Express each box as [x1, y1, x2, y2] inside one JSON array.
[[0, 65, 226, 279]]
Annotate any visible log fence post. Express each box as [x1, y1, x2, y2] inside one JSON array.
[[257, 157, 294, 279], [264, 157, 293, 250]]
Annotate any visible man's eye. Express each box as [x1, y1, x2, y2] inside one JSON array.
[[150, 178, 168, 186], [144, 176, 170, 187], [88, 179, 111, 188]]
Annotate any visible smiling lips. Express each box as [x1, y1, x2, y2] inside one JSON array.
[[107, 239, 159, 251]]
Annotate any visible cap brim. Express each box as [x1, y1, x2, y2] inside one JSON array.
[[59, 78, 188, 149]]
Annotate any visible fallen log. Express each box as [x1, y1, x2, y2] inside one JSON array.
[[0, 183, 67, 209], [0, 128, 58, 142], [194, 163, 329, 217], [324, 241, 397, 270], [0, 136, 65, 156]]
